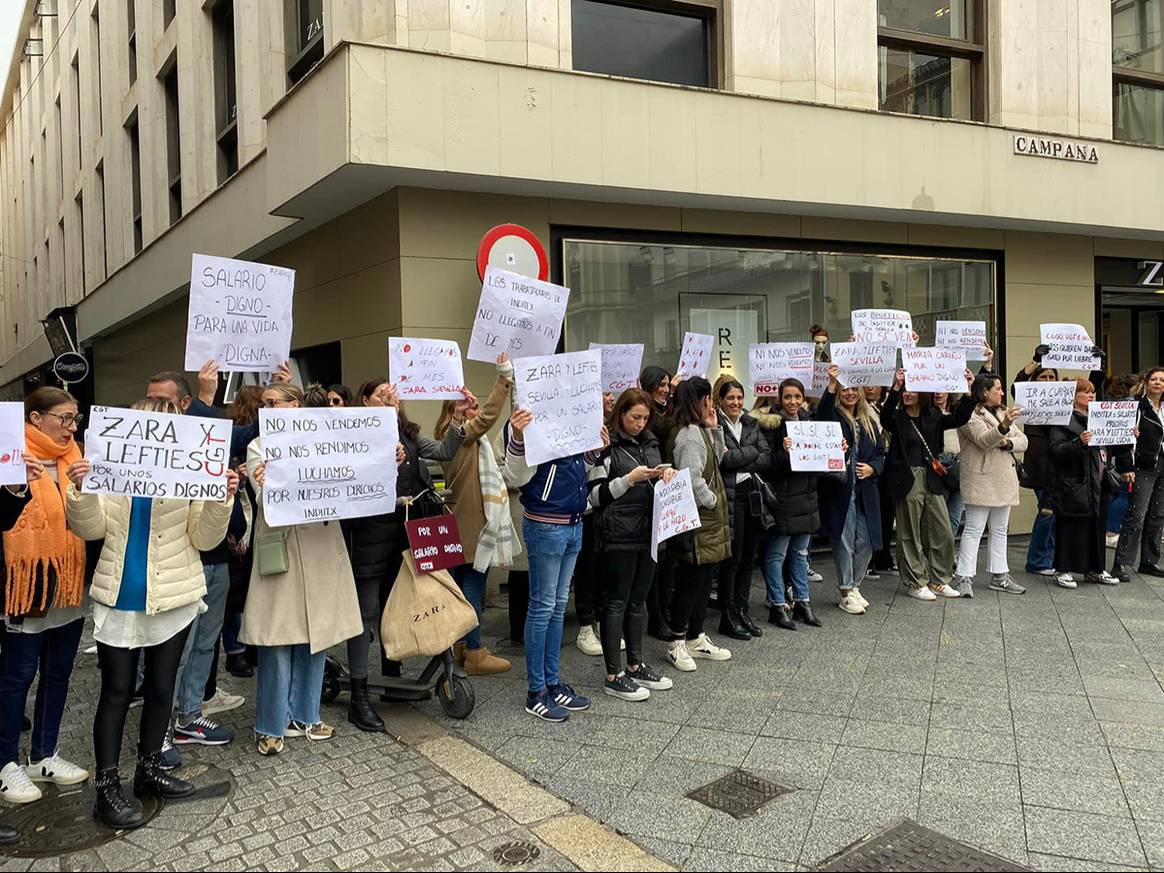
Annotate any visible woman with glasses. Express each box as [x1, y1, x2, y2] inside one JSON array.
[[0, 389, 90, 808], [326, 386, 352, 408]]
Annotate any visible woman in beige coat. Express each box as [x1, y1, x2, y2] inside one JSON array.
[[952, 372, 1029, 597], [244, 384, 362, 756]]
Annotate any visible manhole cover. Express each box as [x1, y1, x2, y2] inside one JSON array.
[[813, 818, 1029, 871], [492, 840, 541, 866], [0, 783, 163, 858], [686, 769, 795, 818]]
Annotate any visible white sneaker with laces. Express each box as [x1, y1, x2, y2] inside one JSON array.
[[689, 633, 732, 661], [838, 591, 865, 615], [930, 583, 962, 599], [807, 568, 824, 583], [1091, 571, 1120, 586], [667, 640, 697, 672], [1055, 573, 1078, 589], [907, 585, 938, 601], [0, 761, 42, 803], [853, 588, 870, 609], [1034, 568, 1058, 577], [26, 753, 88, 786], [202, 688, 245, 716], [575, 624, 603, 657]]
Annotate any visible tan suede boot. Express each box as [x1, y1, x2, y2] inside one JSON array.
[[453, 641, 466, 667], [464, 647, 511, 675]]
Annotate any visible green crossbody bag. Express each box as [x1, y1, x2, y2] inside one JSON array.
[[256, 529, 290, 576]]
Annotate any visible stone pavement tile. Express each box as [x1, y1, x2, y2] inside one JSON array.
[[931, 678, 1007, 706], [1010, 688, 1094, 717], [1111, 748, 1164, 785], [1026, 852, 1150, 871], [921, 756, 1020, 805], [771, 690, 856, 719], [1013, 710, 1106, 745], [556, 745, 656, 789], [925, 727, 1017, 765], [662, 726, 757, 767], [1123, 779, 1164, 822], [591, 716, 682, 755], [1102, 721, 1164, 752], [631, 837, 691, 869], [683, 847, 793, 871], [743, 737, 836, 790], [858, 672, 935, 701], [849, 693, 932, 726], [916, 793, 1029, 867], [1138, 818, 1164, 868], [632, 754, 734, 796], [584, 689, 700, 726], [543, 776, 631, 823], [693, 789, 817, 863], [685, 696, 777, 736], [1081, 676, 1164, 704], [840, 719, 926, 753], [827, 748, 923, 789], [604, 789, 712, 847], [493, 735, 578, 778], [930, 701, 1015, 735], [797, 812, 898, 870], [532, 813, 675, 872], [758, 709, 847, 742], [813, 774, 917, 822], [1020, 766, 1132, 817], [1023, 805, 1147, 867]]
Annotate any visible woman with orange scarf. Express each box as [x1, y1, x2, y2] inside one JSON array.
[[0, 388, 90, 806]]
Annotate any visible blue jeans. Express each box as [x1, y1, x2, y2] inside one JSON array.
[[523, 519, 582, 694], [1026, 487, 1056, 572], [222, 612, 244, 657], [832, 489, 873, 590], [1107, 484, 1130, 535], [254, 644, 326, 738], [762, 534, 811, 605], [0, 618, 83, 767], [946, 491, 965, 536], [451, 565, 487, 650], [176, 563, 231, 721]]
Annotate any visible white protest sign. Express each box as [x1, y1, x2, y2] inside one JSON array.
[[0, 403, 26, 486], [1087, 401, 1138, 447], [1014, 381, 1076, 426], [515, 350, 605, 465], [184, 254, 295, 372], [903, 348, 967, 394], [82, 407, 232, 500], [805, 361, 832, 399], [589, 343, 644, 393], [935, 320, 988, 358], [676, 332, 715, 380], [259, 407, 399, 527], [831, 343, 897, 388], [852, 308, 915, 347], [467, 266, 570, 362], [1041, 323, 1101, 371], [749, 343, 815, 397], [650, 468, 702, 561], [786, 420, 846, 473], [388, 338, 465, 400]]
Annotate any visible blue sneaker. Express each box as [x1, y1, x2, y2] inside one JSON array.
[[525, 689, 569, 723], [159, 731, 182, 770], [174, 715, 235, 746], [549, 683, 590, 712]]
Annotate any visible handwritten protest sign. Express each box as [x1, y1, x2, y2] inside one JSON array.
[[184, 254, 294, 372], [805, 361, 832, 399], [467, 267, 570, 362], [388, 338, 465, 400], [405, 515, 465, 573], [1014, 381, 1076, 426], [936, 321, 988, 357], [852, 308, 915, 347], [1087, 401, 1138, 447], [1041, 323, 1101, 371], [831, 343, 897, 388], [650, 468, 702, 561], [515, 350, 605, 465], [676, 332, 714, 380], [83, 407, 231, 500], [259, 408, 399, 527], [786, 421, 846, 473], [0, 403, 26, 486], [749, 343, 815, 396], [903, 348, 967, 393], [589, 343, 644, 393]]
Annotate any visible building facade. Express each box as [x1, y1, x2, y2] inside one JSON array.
[[3, 1, 1164, 527]]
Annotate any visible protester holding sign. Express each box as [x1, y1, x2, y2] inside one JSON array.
[[0, 389, 90, 807], [639, 366, 682, 641], [1112, 368, 1164, 582], [66, 398, 238, 830]]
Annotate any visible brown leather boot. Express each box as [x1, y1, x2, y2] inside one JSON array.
[[464, 646, 511, 676], [453, 641, 466, 667]]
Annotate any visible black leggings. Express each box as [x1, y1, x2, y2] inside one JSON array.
[[717, 483, 762, 612], [601, 550, 654, 675], [669, 562, 719, 642], [94, 626, 190, 770]]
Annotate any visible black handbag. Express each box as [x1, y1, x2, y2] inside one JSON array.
[[910, 418, 959, 494], [748, 481, 778, 531]]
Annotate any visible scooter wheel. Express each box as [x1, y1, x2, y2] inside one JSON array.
[[321, 674, 341, 704], [437, 675, 475, 719]]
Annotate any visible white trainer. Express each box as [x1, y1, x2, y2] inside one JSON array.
[[1034, 568, 1058, 577], [853, 588, 870, 609], [930, 583, 962, 599], [689, 633, 732, 661], [907, 585, 938, 601], [838, 591, 866, 615], [1055, 573, 1078, 589], [666, 640, 697, 672], [807, 567, 824, 583], [0, 761, 42, 803], [575, 624, 603, 657], [202, 688, 245, 716], [26, 753, 89, 786]]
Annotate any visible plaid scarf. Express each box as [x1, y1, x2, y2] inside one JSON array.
[[473, 437, 520, 573]]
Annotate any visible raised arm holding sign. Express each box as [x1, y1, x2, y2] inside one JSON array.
[[388, 338, 466, 400], [935, 321, 988, 357], [650, 468, 701, 561], [676, 333, 714, 380], [1014, 381, 1075, 426], [830, 343, 897, 388], [902, 348, 968, 394], [589, 343, 644, 393], [749, 343, 815, 396], [852, 309, 915, 347], [1040, 323, 1101, 370], [467, 267, 570, 362], [514, 350, 605, 465]]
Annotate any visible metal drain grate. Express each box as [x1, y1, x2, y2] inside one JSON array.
[[813, 818, 1030, 872], [492, 840, 542, 866], [686, 769, 795, 819], [0, 784, 163, 858]]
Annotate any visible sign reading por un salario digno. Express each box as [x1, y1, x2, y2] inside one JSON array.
[[1013, 134, 1099, 164]]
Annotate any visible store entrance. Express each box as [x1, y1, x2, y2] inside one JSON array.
[[1098, 256, 1164, 377]]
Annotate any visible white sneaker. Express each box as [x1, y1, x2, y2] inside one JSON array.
[[853, 588, 870, 609], [689, 633, 732, 661], [667, 640, 697, 672], [1089, 571, 1120, 586], [620, 638, 626, 651], [907, 585, 938, 601], [1106, 533, 1119, 549], [1034, 568, 1058, 577], [0, 761, 42, 803], [575, 624, 603, 657], [807, 567, 824, 583], [930, 583, 962, 599], [26, 753, 89, 786], [838, 591, 866, 615], [1055, 573, 1078, 589], [202, 688, 245, 716]]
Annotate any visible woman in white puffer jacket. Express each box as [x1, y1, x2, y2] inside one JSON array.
[[66, 398, 237, 832]]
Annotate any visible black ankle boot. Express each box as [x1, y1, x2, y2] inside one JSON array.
[[739, 606, 763, 638], [94, 766, 146, 830], [348, 678, 386, 733], [717, 609, 752, 641], [792, 601, 823, 627], [226, 652, 254, 678], [134, 752, 195, 800], [768, 605, 797, 631]]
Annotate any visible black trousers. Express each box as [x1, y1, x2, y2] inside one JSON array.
[[873, 477, 896, 570], [573, 516, 602, 627], [507, 570, 529, 643], [94, 625, 191, 770], [669, 562, 719, 642], [601, 550, 654, 675], [717, 481, 762, 612], [646, 545, 678, 631]]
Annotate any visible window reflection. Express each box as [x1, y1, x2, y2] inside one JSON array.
[[880, 49, 974, 120], [878, 0, 971, 40], [571, 0, 711, 87]]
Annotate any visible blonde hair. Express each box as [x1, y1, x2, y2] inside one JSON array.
[[434, 399, 459, 441], [131, 397, 182, 416], [263, 383, 304, 406], [837, 387, 881, 443]]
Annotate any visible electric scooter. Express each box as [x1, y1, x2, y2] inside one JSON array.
[[320, 649, 475, 719]]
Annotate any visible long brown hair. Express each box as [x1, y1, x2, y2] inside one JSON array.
[[360, 377, 419, 440], [1133, 367, 1164, 398], [227, 385, 263, 426], [608, 388, 653, 434]]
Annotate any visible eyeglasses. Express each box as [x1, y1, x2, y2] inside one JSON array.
[[42, 412, 83, 427], [261, 400, 293, 408], [328, 397, 343, 406]]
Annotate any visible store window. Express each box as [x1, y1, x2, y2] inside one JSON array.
[[877, 1, 984, 121], [562, 238, 995, 394], [287, 0, 325, 86], [571, 0, 716, 88], [1113, 0, 1164, 145]]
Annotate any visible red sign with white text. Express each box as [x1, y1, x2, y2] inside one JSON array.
[[405, 516, 466, 574]]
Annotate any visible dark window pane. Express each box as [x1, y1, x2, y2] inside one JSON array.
[[878, 0, 972, 40], [1114, 80, 1164, 145], [299, 0, 324, 48], [1113, 0, 1164, 74], [572, 0, 710, 87], [880, 48, 973, 120]]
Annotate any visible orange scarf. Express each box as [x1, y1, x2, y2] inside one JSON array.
[[2, 425, 85, 616]]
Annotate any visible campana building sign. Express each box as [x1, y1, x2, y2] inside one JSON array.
[[1013, 135, 1100, 164]]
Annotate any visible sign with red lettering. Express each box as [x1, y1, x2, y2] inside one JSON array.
[[389, 338, 465, 400], [406, 515, 466, 574]]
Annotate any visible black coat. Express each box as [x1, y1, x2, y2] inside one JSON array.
[[1114, 397, 1164, 473], [1048, 410, 1104, 518], [717, 410, 772, 517], [880, 390, 974, 498], [814, 390, 885, 544], [756, 411, 820, 536], [591, 429, 662, 552]]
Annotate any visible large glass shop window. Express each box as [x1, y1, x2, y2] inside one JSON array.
[[562, 239, 995, 394]]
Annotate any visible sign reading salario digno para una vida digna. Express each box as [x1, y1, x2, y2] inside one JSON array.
[[1013, 134, 1099, 164]]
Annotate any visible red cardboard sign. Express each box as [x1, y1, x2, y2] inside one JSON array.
[[405, 516, 466, 574]]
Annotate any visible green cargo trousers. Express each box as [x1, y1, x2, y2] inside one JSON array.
[[895, 467, 956, 590]]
